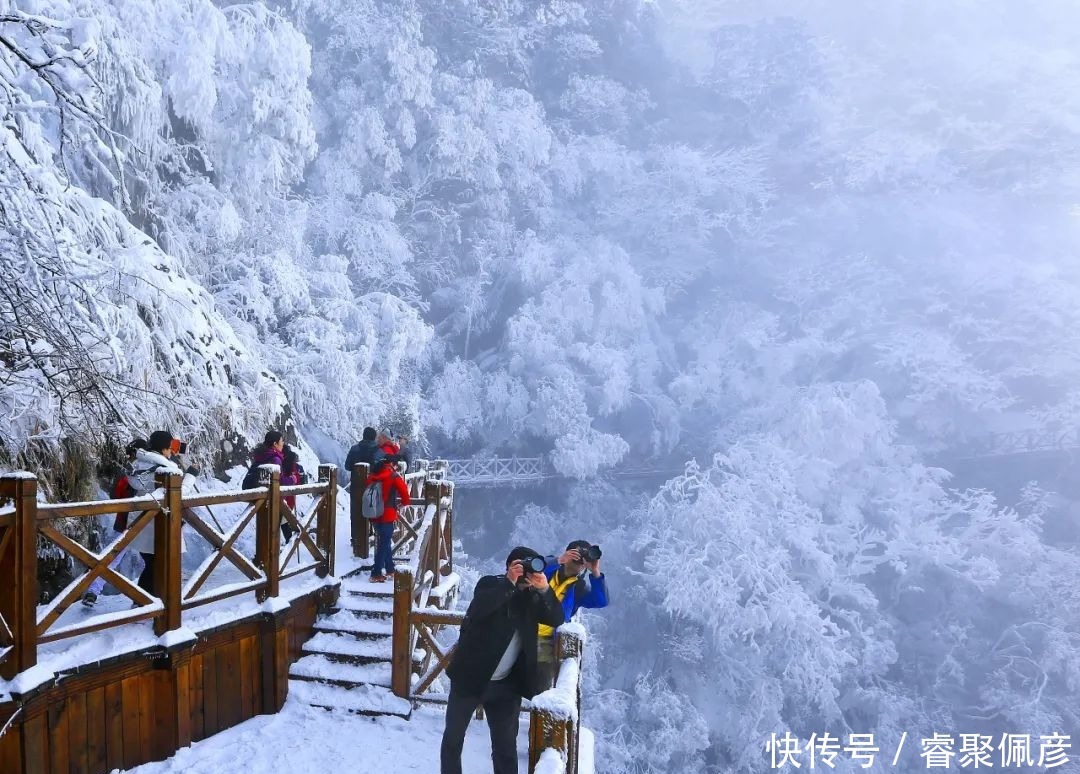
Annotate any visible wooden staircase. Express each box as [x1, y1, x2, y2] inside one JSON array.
[[288, 572, 412, 718]]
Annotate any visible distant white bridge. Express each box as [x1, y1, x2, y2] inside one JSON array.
[[954, 428, 1080, 461], [444, 429, 1080, 487], [443, 457, 549, 487], [442, 457, 686, 488]]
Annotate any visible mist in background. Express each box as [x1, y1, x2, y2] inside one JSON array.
[[4, 0, 1080, 771]]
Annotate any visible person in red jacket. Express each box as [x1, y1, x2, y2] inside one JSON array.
[[373, 428, 400, 465], [368, 456, 410, 582]]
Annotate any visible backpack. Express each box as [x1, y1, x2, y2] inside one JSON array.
[[361, 476, 400, 520], [112, 475, 135, 532], [241, 464, 261, 490]]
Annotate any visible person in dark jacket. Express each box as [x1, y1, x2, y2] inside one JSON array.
[[441, 546, 565, 774], [344, 427, 379, 480]]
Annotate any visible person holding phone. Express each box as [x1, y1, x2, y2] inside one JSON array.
[[441, 546, 564, 774]]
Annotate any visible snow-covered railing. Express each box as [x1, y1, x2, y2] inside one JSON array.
[[0, 466, 338, 680], [529, 623, 586, 774], [389, 478, 460, 699]]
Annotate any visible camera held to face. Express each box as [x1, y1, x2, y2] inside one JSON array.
[[516, 556, 546, 574], [581, 544, 602, 563]]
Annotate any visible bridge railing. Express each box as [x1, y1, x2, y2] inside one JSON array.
[[0, 465, 338, 680], [443, 456, 546, 486], [962, 427, 1080, 459]]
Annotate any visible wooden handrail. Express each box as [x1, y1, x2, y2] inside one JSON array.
[[528, 625, 586, 774], [350, 462, 371, 559], [0, 474, 38, 680], [255, 466, 282, 602], [0, 465, 341, 679], [390, 477, 460, 701]]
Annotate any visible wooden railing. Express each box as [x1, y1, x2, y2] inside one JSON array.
[[529, 624, 586, 774], [0, 464, 337, 680], [390, 477, 459, 699]]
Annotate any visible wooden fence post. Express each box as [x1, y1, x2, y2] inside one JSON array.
[[440, 482, 453, 575], [255, 467, 281, 602], [391, 569, 414, 699], [317, 464, 337, 578], [350, 463, 370, 559], [0, 474, 38, 679], [154, 472, 183, 636], [559, 632, 583, 774], [422, 481, 440, 579]]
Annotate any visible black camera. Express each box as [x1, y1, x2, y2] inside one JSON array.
[[582, 545, 602, 563], [516, 556, 546, 574]]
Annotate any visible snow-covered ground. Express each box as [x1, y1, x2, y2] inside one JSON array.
[[119, 699, 595, 773]]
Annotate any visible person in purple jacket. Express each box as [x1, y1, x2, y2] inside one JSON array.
[[279, 445, 305, 542], [535, 539, 609, 689]]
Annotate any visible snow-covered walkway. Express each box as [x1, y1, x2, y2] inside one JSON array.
[[119, 696, 575, 773]]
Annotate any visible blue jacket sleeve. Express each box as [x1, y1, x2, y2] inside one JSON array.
[[575, 573, 609, 610]]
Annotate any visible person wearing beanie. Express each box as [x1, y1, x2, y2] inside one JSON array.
[[441, 546, 564, 774], [535, 539, 609, 689], [344, 427, 379, 481]]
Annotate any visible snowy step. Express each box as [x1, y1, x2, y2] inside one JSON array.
[[288, 679, 411, 718], [313, 611, 394, 639], [341, 577, 396, 598], [289, 654, 392, 688], [335, 594, 395, 619], [302, 632, 393, 665]]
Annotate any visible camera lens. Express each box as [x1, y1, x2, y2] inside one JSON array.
[[522, 556, 545, 573], [584, 545, 602, 562]]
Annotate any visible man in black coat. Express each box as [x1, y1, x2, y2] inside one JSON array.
[[441, 546, 565, 774], [344, 427, 378, 482]]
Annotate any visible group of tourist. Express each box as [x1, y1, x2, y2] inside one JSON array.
[[440, 540, 610, 774], [85, 423, 605, 774], [82, 429, 305, 607]]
